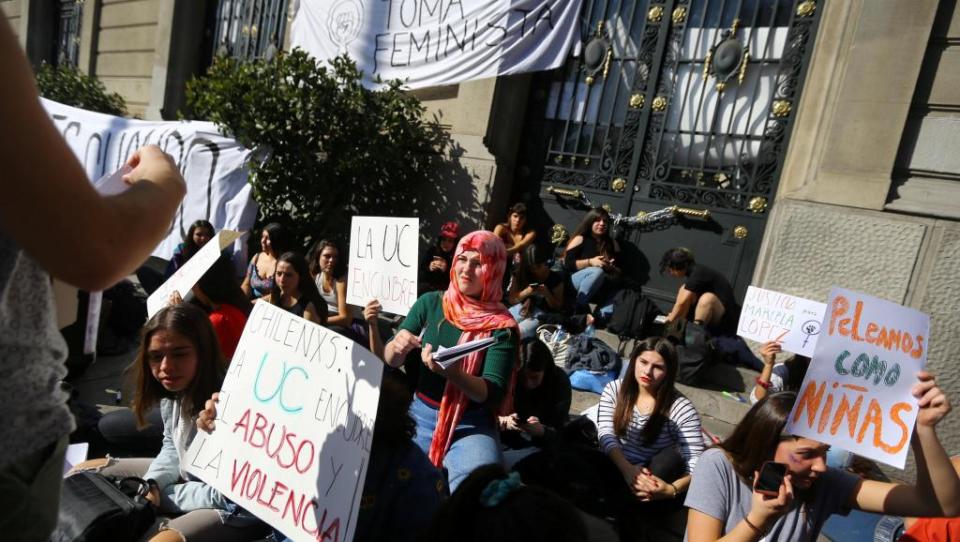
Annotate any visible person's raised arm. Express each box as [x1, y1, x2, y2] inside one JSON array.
[[363, 300, 384, 360], [751, 342, 782, 403], [848, 371, 960, 518], [0, 21, 184, 291], [327, 279, 352, 327]]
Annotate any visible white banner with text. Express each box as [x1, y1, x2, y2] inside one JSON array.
[[42, 98, 257, 260], [290, 0, 584, 89]]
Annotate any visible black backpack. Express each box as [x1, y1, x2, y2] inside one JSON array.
[[51, 473, 155, 542], [606, 289, 660, 346], [666, 319, 719, 385]]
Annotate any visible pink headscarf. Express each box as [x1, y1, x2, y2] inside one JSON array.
[[429, 231, 518, 466]]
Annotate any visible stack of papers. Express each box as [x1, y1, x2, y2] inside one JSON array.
[[434, 337, 498, 369]]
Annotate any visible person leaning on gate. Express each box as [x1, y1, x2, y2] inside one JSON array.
[[0, 17, 186, 541]]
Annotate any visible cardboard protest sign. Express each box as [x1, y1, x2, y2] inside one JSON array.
[[184, 300, 383, 542], [346, 216, 419, 316], [146, 230, 241, 318], [738, 286, 827, 357], [785, 288, 929, 469]]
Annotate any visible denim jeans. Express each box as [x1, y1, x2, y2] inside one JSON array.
[[570, 267, 606, 308], [509, 303, 544, 340], [410, 396, 502, 492]]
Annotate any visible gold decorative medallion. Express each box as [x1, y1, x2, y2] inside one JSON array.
[[550, 224, 569, 245], [601, 203, 613, 213], [772, 100, 791, 117], [647, 5, 664, 22], [652, 96, 668, 112], [611, 178, 627, 192], [747, 196, 768, 213], [733, 225, 748, 239], [672, 7, 687, 25], [629, 93, 645, 109], [797, 1, 816, 17]]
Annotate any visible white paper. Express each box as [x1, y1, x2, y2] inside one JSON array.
[[738, 286, 827, 357], [346, 216, 419, 316], [147, 230, 241, 318], [785, 287, 929, 469], [62, 442, 89, 476], [434, 337, 498, 368], [184, 301, 382, 542], [92, 165, 133, 196]]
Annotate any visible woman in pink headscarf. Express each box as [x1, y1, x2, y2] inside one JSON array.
[[384, 230, 519, 492]]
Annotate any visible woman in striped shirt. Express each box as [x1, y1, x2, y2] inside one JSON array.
[[597, 337, 704, 515]]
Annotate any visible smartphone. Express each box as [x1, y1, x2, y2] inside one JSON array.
[[754, 461, 787, 496], [528, 282, 542, 288]]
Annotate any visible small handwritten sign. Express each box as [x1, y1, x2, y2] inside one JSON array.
[[147, 230, 241, 318], [346, 216, 419, 316], [737, 286, 826, 357], [184, 300, 383, 542], [785, 288, 929, 469]]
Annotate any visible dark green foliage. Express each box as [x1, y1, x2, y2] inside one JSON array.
[[184, 49, 451, 247], [35, 62, 127, 116]]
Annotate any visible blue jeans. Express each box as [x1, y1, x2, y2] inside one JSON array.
[[570, 267, 605, 308], [509, 303, 544, 340], [410, 396, 502, 492]]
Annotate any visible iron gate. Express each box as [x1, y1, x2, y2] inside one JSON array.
[[55, 0, 82, 67], [520, 0, 823, 303], [211, 0, 289, 61]]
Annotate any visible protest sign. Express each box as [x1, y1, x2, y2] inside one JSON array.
[[146, 230, 242, 318], [737, 286, 826, 357], [184, 301, 383, 542], [290, 0, 583, 89], [346, 216, 419, 316], [785, 288, 930, 469], [42, 98, 258, 259]]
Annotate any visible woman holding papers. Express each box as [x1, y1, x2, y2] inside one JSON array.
[[384, 230, 519, 492], [685, 377, 960, 542], [70, 304, 265, 541]]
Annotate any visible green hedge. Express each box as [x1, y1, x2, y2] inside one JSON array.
[[35, 62, 127, 116]]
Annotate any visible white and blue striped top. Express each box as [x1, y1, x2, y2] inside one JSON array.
[[597, 379, 705, 473]]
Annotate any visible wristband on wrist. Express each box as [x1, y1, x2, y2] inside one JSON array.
[[743, 515, 764, 536], [755, 376, 771, 389], [669, 482, 679, 498]]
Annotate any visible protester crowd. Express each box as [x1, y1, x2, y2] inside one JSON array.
[[1, 15, 958, 542]]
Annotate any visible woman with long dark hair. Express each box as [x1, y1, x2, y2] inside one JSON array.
[[597, 337, 704, 507], [241, 222, 292, 299], [562, 208, 621, 319], [164, 219, 215, 279], [383, 230, 519, 492], [266, 251, 327, 325], [71, 304, 265, 541], [686, 376, 960, 542], [493, 202, 537, 257]]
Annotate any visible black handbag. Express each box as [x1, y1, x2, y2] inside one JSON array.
[[51, 472, 156, 542]]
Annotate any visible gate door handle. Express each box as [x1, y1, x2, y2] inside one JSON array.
[[670, 206, 711, 220]]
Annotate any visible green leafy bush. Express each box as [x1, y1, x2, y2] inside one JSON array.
[[184, 50, 451, 247], [35, 62, 127, 116]]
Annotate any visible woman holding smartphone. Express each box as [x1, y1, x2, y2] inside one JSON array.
[[686, 380, 960, 542]]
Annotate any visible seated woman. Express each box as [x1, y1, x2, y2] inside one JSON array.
[[164, 219, 215, 279], [192, 253, 251, 359], [493, 203, 537, 258], [685, 376, 960, 542], [241, 222, 293, 300], [506, 244, 565, 339], [597, 337, 704, 532], [418, 221, 459, 295], [562, 208, 621, 321], [383, 230, 519, 492], [97, 256, 249, 458], [266, 251, 327, 325], [72, 304, 265, 541], [308, 238, 385, 354], [498, 339, 572, 467], [750, 340, 810, 405]]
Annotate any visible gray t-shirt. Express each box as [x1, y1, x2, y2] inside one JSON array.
[[684, 448, 861, 541], [0, 235, 74, 467]]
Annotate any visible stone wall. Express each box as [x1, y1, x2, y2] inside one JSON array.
[[95, 0, 160, 118], [1, 0, 21, 41], [755, 0, 959, 480]]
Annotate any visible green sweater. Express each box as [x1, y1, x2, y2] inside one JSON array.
[[399, 291, 517, 408]]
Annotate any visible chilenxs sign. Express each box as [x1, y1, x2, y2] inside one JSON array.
[[291, 0, 584, 89], [43, 98, 257, 260]]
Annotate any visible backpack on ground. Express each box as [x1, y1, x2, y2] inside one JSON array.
[[606, 289, 661, 353], [666, 319, 719, 386]]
